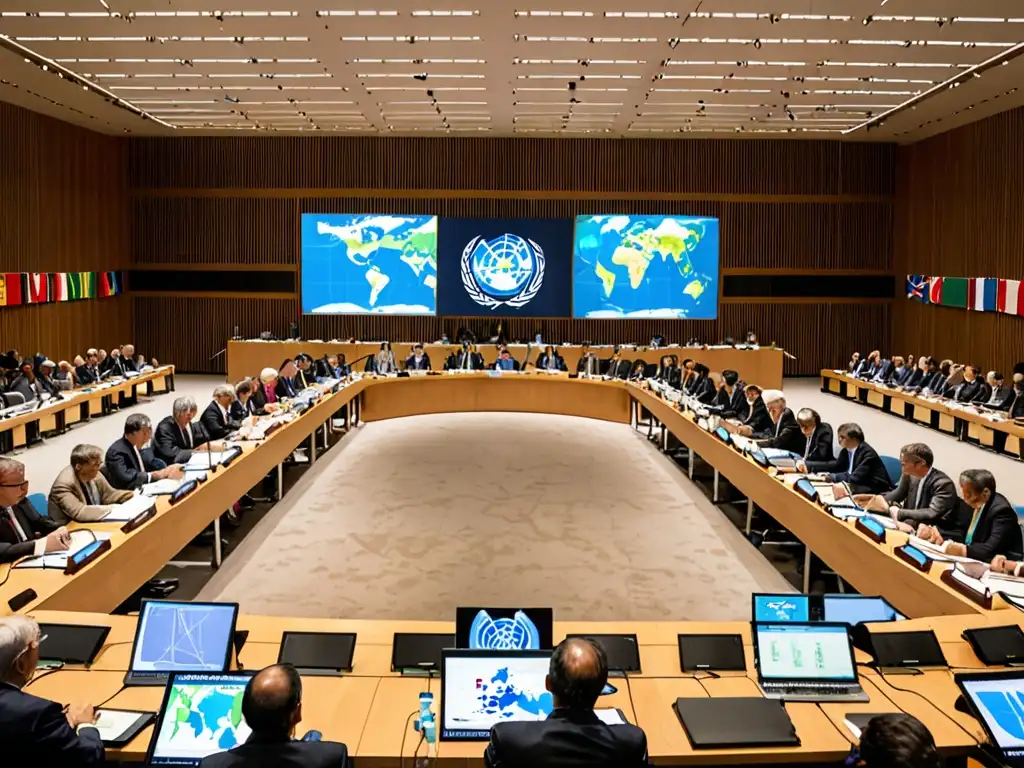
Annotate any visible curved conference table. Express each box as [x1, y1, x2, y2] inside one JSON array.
[[3, 373, 1018, 765]]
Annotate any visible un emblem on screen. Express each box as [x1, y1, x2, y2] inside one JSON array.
[[468, 609, 542, 650], [460, 233, 545, 309]]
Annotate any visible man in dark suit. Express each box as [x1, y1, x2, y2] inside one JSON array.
[[945, 365, 986, 402], [276, 359, 300, 399], [120, 344, 138, 373], [711, 370, 747, 417], [293, 355, 316, 389], [882, 356, 908, 386], [604, 347, 630, 379], [153, 396, 218, 465], [201, 384, 242, 440], [105, 413, 183, 490], [755, 390, 804, 454], [917, 469, 1023, 562], [536, 345, 566, 372], [804, 423, 892, 496], [857, 350, 882, 379], [75, 351, 101, 385], [654, 355, 681, 389], [0, 615, 104, 766], [455, 343, 486, 371], [405, 343, 432, 371], [686, 363, 716, 402], [494, 348, 521, 371], [577, 344, 600, 376], [853, 443, 959, 528], [732, 384, 772, 437], [795, 408, 834, 465], [484, 637, 648, 768], [200, 663, 349, 768], [979, 372, 1015, 411], [0, 458, 70, 563]]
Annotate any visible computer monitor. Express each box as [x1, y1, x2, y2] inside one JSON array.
[[823, 595, 905, 626], [277, 631, 355, 675], [956, 670, 1024, 767], [126, 600, 239, 685], [147, 672, 253, 766], [753, 622, 858, 685], [440, 649, 552, 740], [752, 594, 811, 623], [455, 607, 553, 651], [565, 633, 640, 673], [391, 633, 456, 673], [37, 623, 111, 666]]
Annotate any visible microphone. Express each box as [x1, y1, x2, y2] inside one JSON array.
[[522, 343, 533, 370]]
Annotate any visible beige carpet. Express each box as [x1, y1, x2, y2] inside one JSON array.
[[199, 412, 792, 621]]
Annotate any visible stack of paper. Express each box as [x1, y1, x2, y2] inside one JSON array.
[[141, 478, 184, 496], [908, 536, 977, 564], [101, 494, 156, 523]]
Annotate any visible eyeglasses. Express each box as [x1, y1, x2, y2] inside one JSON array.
[[13, 634, 47, 662], [0, 479, 29, 488]]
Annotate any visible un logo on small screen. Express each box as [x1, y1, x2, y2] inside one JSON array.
[[468, 609, 542, 650], [460, 233, 545, 310]]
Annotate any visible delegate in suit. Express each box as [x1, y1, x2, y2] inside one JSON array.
[[605, 347, 630, 379], [795, 409, 835, 464], [153, 396, 218, 465], [201, 384, 242, 440], [754, 390, 805, 454], [484, 637, 649, 768], [854, 443, 958, 529], [0, 457, 71, 563], [200, 664, 349, 768], [802, 423, 892, 495], [917, 469, 1023, 562], [48, 444, 134, 525], [537, 346, 567, 372], [0, 616, 104, 766], [105, 414, 184, 491], [405, 344, 432, 371], [732, 384, 773, 437]]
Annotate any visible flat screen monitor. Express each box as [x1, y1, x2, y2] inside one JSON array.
[[678, 634, 747, 672], [572, 215, 720, 319], [126, 601, 238, 685], [37, 623, 110, 665], [753, 594, 811, 623], [277, 631, 356, 674], [565, 633, 641, 673], [956, 670, 1024, 766], [391, 633, 456, 673], [455, 607, 553, 651], [823, 595, 905, 626], [147, 672, 252, 765], [300, 213, 438, 315], [440, 650, 552, 740], [753, 623, 857, 684]]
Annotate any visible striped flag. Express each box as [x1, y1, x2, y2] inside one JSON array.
[[49, 272, 68, 302], [928, 276, 944, 305], [4, 274, 23, 306], [997, 279, 1022, 316], [27, 273, 48, 303], [82, 271, 96, 299], [967, 278, 998, 311], [941, 277, 968, 308], [67, 272, 82, 300], [906, 274, 930, 303]]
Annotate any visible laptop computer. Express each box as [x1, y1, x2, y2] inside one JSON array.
[[753, 622, 869, 702], [956, 670, 1024, 767]]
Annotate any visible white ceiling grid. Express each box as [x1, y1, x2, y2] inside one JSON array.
[[0, 0, 1022, 141]]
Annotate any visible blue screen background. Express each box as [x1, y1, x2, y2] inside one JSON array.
[[824, 597, 901, 625], [754, 595, 810, 622], [573, 215, 719, 319]]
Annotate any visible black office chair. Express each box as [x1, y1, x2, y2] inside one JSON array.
[[1, 391, 26, 408]]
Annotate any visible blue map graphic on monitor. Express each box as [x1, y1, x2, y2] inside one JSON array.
[[301, 214, 437, 314], [754, 595, 810, 623], [473, 667, 553, 719], [469, 610, 542, 651], [134, 604, 234, 672], [573, 215, 719, 319], [978, 689, 1024, 741], [152, 675, 252, 763]]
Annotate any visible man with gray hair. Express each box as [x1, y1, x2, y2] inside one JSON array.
[[200, 384, 243, 441], [153, 395, 224, 465], [853, 443, 958, 530], [753, 389, 804, 454], [0, 615, 105, 765], [0, 457, 71, 563], [104, 414, 184, 490], [48, 444, 136, 525]]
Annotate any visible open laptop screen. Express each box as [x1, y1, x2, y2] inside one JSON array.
[[957, 671, 1024, 767], [754, 623, 857, 684], [753, 594, 810, 623]]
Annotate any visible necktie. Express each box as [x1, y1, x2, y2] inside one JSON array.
[[804, 434, 813, 458], [6, 508, 28, 542], [180, 425, 191, 448], [848, 448, 856, 474], [914, 475, 926, 509], [965, 505, 985, 544]]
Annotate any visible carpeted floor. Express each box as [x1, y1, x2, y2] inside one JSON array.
[[199, 412, 793, 621]]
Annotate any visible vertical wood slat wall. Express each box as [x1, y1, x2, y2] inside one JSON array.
[[0, 102, 132, 362], [893, 105, 1024, 376], [128, 137, 896, 376]]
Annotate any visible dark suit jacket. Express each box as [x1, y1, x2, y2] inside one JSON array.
[[971, 381, 994, 405], [983, 386, 1015, 411], [871, 360, 894, 382], [888, 366, 910, 386], [200, 400, 240, 441], [605, 358, 629, 379], [921, 372, 947, 395], [939, 493, 1023, 562], [577, 355, 601, 375], [121, 356, 138, 373], [75, 364, 98, 385], [230, 398, 257, 421], [536, 353, 567, 371], [199, 736, 350, 768], [757, 408, 804, 454], [884, 467, 959, 526], [293, 367, 316, 390], [656, 366, 681, 389], [455, 351, 485, 370], [802, 423, 835, 464], [807, 441, 892, 495], [901, 368, 926, 391], [946, 378, 985, 402], [104, 436, 158, 490], [714, 386, 747, 418], [153, 415, 212, 465], [0, 498, 59, 563], [688, 376, 715, 403], [275, 376, 298, 399], [405, 354, 432, 371], [484, 709, 648, 768], [742, 396, 773, 435], [1012, 390, 1024, 419], [0, 683, 104, 766]]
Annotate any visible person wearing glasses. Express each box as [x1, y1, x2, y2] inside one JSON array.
[[0, 615, 104, 765], [0, 458, 71, 563]]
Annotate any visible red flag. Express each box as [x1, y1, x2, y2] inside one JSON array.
[[928, 276, 943, 304], [967, 279, 977, 311], [2, 273, 23, 306], [27, 272, 48, 303]]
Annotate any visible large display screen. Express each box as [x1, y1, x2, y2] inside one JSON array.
[[572, 215, 720, 319], [149, 673, 252, 765], [301, 214, 438, 314], [437, 218, 572, 317], [960, 674, 1024, 760]]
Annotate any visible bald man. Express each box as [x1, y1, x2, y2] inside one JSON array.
[[200, 663, 349, 768], [484, 637, 649, 768]]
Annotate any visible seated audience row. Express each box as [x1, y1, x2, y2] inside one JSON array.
[[0, 345, 156, 403]]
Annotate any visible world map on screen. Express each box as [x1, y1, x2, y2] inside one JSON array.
[[573, 215, 719, 319], [157, 681, 251, 757], [470, 667, 554, 720], [301, 214, 437, 314]]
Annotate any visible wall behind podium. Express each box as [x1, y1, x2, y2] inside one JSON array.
[[128, 136, 896, 375], [0, 102, 132, 362], [894, 105, 1024, 377]]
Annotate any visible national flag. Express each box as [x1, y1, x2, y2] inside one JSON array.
[[0, 275, 7, 307], [941, 277, 968, 308], [27, 272, 48, 304], [997, 279, 1021, 316], [82, 271, 96, 299], [981, 278, 998, 312], [99, 271, 112, 298], [3, 273, 23, 306], [49, 272, 68, 302], [906, 274, 930, 303], [928, 276, 944, 305], [67, 271, 82, 300]]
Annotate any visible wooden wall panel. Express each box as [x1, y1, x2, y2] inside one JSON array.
[[0, 102, 132, 362], [893, 105, 1024, 375], [129, 137, 895, 197]]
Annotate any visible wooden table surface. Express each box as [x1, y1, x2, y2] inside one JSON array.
[[227, 341, 785, 390], [4, 374, 1016, 765]]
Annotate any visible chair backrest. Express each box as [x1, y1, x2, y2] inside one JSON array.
[[1015, 505, 1024, 524], [26, 492, 48, 517], [880, 455, 902, 486]]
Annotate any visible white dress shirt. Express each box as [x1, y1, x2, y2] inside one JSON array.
[[5, 506, 48, 556], [132, 444, 152, 484]]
